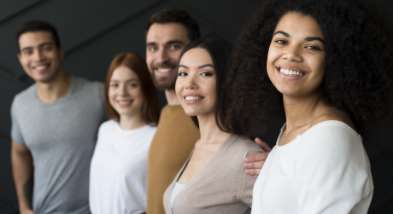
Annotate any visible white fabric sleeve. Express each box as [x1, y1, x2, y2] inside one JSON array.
[[297, 124, 373, 214]]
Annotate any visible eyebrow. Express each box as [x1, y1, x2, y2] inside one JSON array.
[[110, 78, 139, 82], [273, 31, 325, 44], [178, 64, 214, 69], [20, 42, 55, 51], [146, 40, 184, 46]]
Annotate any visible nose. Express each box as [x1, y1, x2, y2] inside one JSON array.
[[183, 72, 198, 90], [32, 49, 45, 61], [119, 84, 128, 96], [282, 45, 302, 62], [156, 48, 169, 64]]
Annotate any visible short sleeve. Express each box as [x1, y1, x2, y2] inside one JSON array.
[[297, 123, 373, 214], [11, 97, 25, 145], [236, 139, 260, 206]]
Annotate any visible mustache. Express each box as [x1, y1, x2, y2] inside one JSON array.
[[152, 61, 177, 70]]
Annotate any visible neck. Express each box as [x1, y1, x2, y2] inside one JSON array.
[[197, 113, 230, 145], [119, 113, 146, 130], [165, 89, 180, 106], [36, 71, 70, 103], [283, 93, 326, 131]]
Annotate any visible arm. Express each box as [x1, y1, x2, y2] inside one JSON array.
[[11, 141, 34, 214], [243, 137, 271, 176]]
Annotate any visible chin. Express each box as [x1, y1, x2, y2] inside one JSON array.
[[183, 109, 198, 117]]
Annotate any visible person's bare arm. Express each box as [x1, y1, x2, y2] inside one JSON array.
[[244, 138, 271, 176], [11, 141, 34, 214]]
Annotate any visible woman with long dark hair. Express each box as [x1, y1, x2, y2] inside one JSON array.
[[163, 35, 260, 214]]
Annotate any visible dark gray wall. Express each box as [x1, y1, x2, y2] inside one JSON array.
[[0, 0, 392, 213], [0, 0, 259, 213]]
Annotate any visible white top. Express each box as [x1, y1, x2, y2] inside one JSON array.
[[89, 120, 156, 214], [170, 182, 187, 209], [252, 120, 373, 214]]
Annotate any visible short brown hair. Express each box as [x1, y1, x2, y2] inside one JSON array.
[[146, 9, 200, 41]]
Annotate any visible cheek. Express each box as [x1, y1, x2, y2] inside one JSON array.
[[169, 51, 182, 62], [146, 54, 154, 67], [174, 79, 182, 96], [310, 56, 325, 77], [266, 48, 278, 73], [134, 88, 144, 100], [108, 90, 117, 107], [205, 79, 217, 102]]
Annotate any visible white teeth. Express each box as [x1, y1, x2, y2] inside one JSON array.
[[156, 68, 171, 73], [184, 96, 201, 101], [117, 100, 132, 105], [279, 68, 303, 77], [33, 64, 49, 70]]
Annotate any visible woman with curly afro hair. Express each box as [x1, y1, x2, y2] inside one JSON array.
[[219, 0, 393, 213]]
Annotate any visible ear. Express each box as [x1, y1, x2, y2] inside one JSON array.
[[59, 49, 65, 60], [17, 52, 22, 63]]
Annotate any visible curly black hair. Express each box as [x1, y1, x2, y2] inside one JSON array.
[[220, 0, 393, 139]]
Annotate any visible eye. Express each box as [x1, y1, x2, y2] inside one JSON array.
[[273, 39, 288, 46], [21, 48, 33, 56], [304, 44, 323, 52], [168, 43, 183, 51], [41, 43, 55, 52], [177, 70, 188, 77], [109, 82, 119, 88], [128, 82, 139, 88], [147, 45, 157, 53], [199, 71, 214, 77]]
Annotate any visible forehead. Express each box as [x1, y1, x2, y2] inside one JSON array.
[[146, 23, 189, 44], [275, 12, 323, 39], [180, 48, 213, 66], [18, 31, 55, 48], [111, 66, 138, 80]]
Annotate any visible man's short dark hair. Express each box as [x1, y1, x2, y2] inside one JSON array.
[[146, 9, 200, 41], [16, 20, 61, 50]]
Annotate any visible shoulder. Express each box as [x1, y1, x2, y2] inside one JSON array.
[[302, 120, 361, 151], [146, 124, 157, 133], [231, 135, 261, 152], [72, 76, 104, 92], [297, 120, 368, 169], [224, 135, 261, 163], [98, 120, 117, 132], [12, 84, 36, 111]]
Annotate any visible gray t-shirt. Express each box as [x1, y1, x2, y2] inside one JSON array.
[[11, 76, 105, 214]]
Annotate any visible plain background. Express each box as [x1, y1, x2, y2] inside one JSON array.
[[0, 0, 392, 213]]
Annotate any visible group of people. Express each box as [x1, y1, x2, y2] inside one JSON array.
[[9, 0, 392, 213]]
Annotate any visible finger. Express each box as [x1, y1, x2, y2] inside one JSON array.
[[254, 137, 272, 152], [245, 151, 268, 162], [244, 161, 263, 170], [245, 168, 261, 177]]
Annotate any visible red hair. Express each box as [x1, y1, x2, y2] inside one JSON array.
[[105, 52, 159, 124]]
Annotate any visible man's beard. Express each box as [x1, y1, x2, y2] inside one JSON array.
[[151, 61, 177, 90]]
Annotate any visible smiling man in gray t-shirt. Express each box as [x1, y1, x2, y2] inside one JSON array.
[[11, 20, 105, 214]]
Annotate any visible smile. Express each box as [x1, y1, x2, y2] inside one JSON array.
[[31, 63, 50, 70], [116, 99, 133, 106], [277, 66, 305, 77], [183, 95, 203, 104]]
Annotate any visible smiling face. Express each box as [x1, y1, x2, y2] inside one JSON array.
[[17, 31, 63, 83], [108, 66, 144, 118], [175, 47, 216, 117], [146, 23, 190, 90], [267, 12, 326, 99]]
